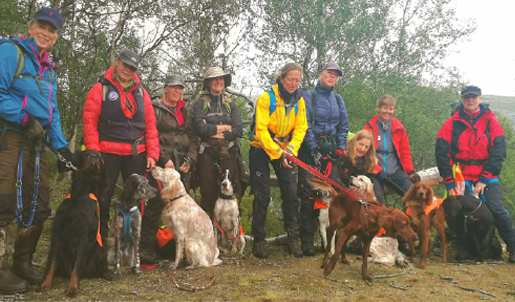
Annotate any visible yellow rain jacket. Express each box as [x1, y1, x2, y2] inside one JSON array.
[[250, 84, 307, 160]]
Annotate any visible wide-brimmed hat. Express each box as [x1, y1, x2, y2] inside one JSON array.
[[119, 50, 140, 69], [34, 7, 63, 30], [202, 67, 232, 90], [164, 75, 186, 88]]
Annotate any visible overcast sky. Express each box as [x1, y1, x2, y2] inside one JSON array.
[[444, 0, 515, 96]]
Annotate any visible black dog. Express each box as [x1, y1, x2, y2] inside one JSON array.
[[41, 150, 108, 297], [443, 195, 502, 262], [109, 174, 157, 279]]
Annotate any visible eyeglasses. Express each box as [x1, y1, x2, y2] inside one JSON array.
[[122, 62, 138, 72]]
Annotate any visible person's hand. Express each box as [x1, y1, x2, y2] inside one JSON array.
[[210, 133, 225, 139], [164, 159, 175, 169], [408, 171, 421, 183], [311, 149, 323, 170], [473, 182, 487, 196], [179, 157, 191, 173], [147, 157, 156, 171], [21, 114, 45, 140], [282, 149, 294, 169], [57, 147, 73, 172], [376, 171, 386, 183]]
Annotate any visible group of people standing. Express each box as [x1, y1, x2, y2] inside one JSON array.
[[1, 6, 515, 295]]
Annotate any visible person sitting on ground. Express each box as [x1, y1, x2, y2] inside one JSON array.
[[363, 95, 420, 204]]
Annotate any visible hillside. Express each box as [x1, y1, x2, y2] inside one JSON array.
[[483, 95, 515, 127]]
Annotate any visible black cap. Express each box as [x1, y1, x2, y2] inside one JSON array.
[[322, 62, 342, 76], [119, 50, 140, 69], [34, 7, 63, 30], [461, 86, 482, 97], [164, 75, 186, 88]]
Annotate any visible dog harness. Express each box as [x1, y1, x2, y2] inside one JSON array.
[[65, 193, 103, 247], [463, 198, 483, 233], [118, 205, 139, 243], [15, 137, 41, 228], [213, 211, 244, 240], [406, 196, 444, 216]]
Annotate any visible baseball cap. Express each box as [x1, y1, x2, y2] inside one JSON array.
[[164, 75, 186, 88], [461, 86, 482, 97], [119, 50, 140, 69], [322, 62, 342, 76], [34, 7, 63, 30]]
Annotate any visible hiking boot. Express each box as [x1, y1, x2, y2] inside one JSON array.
[[301, 241, 315, 257], [509, 252, 515, 264], [253, 240, 268, 259], [12, 225, 44, 285], [0, 226, 28, 294], [287, 232, 303, 258]]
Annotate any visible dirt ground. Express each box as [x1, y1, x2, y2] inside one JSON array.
[[4, 239, 515, 302]]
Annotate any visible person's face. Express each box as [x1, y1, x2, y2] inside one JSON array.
[[165, 85, 184, 103], [462, 94, 482, 113], [114, 61, 137, 85], [355, 138, 372, 157], [378, 104, 395, 123], [280, 70, 302, 94], [209, 76, 225, 95], [28, 20, 58, 54], [319, 70, 339, 88]]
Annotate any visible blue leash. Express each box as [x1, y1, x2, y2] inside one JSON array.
[[15, 137, 41, 228]]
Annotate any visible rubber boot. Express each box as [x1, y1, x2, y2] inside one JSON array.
[[12, 224, 44, 285], [252, 240, 268, 259], [0, 225, 29, 294], [287, 231, 303, 258], [301, 241, 315, 257]]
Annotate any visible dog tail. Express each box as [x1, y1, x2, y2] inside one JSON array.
[[307, 178, 337, 198]]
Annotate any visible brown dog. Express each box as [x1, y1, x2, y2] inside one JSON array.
[[403, 181, 447, 268], [309, 179, 418, 282]]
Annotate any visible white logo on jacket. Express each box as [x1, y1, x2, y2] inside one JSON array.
[[108, 92, 118, 101]]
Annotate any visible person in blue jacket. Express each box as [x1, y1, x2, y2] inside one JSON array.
[[298, 62, 349, 256], [0, 7, 71, 294]]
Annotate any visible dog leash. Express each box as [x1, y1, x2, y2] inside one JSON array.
[[41, 138, 78, 171], [15, 137, 40, 228], [463, 198, 483, 233]]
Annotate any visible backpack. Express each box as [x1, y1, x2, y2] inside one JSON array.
[[0, 40, 55, 85], [248, 88, 299, 141]]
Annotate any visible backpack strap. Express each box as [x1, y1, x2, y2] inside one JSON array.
[[0, 41, 25, 85], [268, 89, 298, 116]]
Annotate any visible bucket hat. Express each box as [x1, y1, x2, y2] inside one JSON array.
[[202, 67, 232, 90]]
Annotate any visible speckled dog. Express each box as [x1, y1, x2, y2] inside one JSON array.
[[213, 170, 245, 254], [109, 174, 157, 279]]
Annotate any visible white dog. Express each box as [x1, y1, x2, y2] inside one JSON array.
[[317, 175, 375, 255], [213, 170, 245, 254], [151, 167, 221, 270]]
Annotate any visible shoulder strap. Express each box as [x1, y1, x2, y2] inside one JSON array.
[[102, 84, 108, 102], [310, 88, 317, 126], [1, 41, 25, 84], [266, 89, 276, 115]]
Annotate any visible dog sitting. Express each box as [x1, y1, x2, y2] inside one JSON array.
[[213, 170, 245, 254], [41, 150, 108, 297], [403, 181, 447, 268], [443, 195, 501, 262], [109, 174, 157, 279], [309, 178, 418, 282], [317, 175, 375, 255], [151, 167, 222, 269]]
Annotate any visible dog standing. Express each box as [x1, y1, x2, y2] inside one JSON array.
[[318, 175, 375, 255], [151, 167, 222, 269], [109, 174, 157, 278], [443, 195, 500, 262], [404, 181, 447, 268], [41, 150, 108, 297], [309, 178, 418, 282], [213, 170, 245, 254]]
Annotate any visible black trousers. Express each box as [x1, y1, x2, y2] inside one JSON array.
[[250, 147, 300, 242], [369, 169, 413, 204], [100, 152, 147, 239], [297, 146, 337, 243]]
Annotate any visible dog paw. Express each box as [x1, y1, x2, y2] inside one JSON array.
[[65, 287, 79, 298], [417, 262, 426, 269], [40, 284, 50, 292], [112, 271, 122, 280], [132, 267, 142, 275]]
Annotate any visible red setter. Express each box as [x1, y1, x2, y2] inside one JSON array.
[[309, 179, 418, 282], [403, 181, 447, 268]]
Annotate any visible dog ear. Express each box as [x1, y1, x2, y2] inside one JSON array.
[[366, 182, 375, 198], [307, 178, 337, 197], [121, 175, 137, 201], [403, 184, 416, 202], [425, 185, 434, 205]]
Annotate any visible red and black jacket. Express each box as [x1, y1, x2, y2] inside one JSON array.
[[435, 103, 506, 185], [363, 115, 415, 175]]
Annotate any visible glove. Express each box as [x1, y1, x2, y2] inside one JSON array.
[[57, 147, 73, 172], [311, 149, 323, 170], [20, 114, 45, 140], [376, 171, 386, 183], [408, 171, 421, 183]]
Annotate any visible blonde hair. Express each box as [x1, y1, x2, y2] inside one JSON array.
[[275, 62, 302, 82], [377, 95, 396, 108], [346, 130, 377, 173], [26, 20, 59, 52]]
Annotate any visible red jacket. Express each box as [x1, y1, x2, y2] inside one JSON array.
[[83, 67, 159, 160], [436, 104, 505, 184], [363, 115, 415, 174]]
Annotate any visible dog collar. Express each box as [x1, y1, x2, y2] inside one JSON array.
[[463, 198, 483, 233], [167, 194, 185, 203], [219, 194, 235, 200]]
